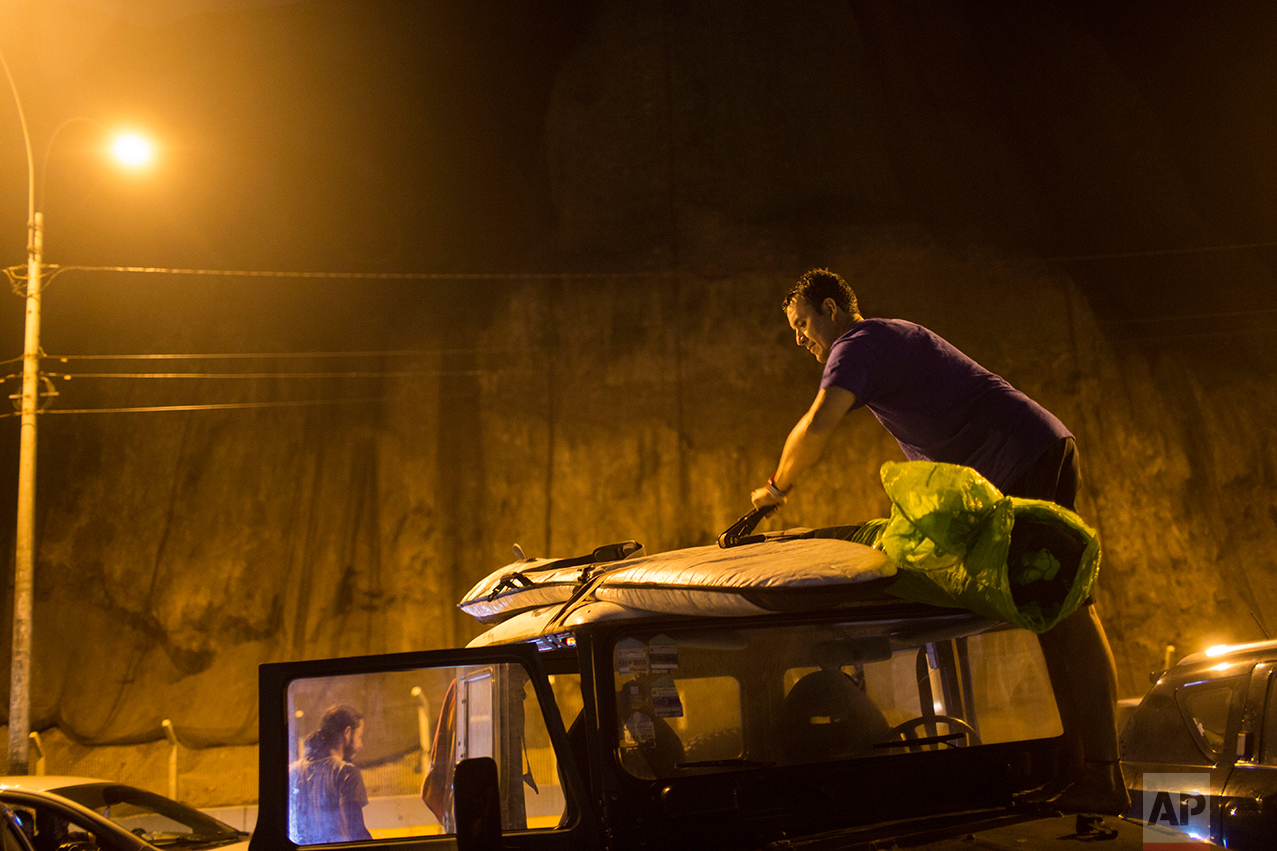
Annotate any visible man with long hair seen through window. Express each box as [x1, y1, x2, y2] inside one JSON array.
[[290, 705, 373, 843]]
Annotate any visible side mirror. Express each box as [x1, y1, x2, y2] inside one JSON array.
[[454, 757, 502, 851]]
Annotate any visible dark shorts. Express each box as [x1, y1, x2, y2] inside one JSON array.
[[1002, 437, 1079, 510], [1003, 436, 1094, 606]]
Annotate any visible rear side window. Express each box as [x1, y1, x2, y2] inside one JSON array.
[[1260, 673, 1277, 765], [609, 621, 1060, 779], [1124, 676, 1244, 765], [1178, 682, 1236, 760]]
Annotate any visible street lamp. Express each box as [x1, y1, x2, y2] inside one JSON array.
[[3, 48, 153, 774], [111, 132, 153, 168]]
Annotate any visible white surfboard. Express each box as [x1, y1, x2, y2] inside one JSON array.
[[459, 538, 897, 625]]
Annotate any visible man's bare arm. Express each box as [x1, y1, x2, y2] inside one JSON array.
[[752, 385, 856, 508]]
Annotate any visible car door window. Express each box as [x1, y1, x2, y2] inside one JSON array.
[[6, 804, 117, 851], [285, 661, 571, 844], [1, 808, 34, 851]]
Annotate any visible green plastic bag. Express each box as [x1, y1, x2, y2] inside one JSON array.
[[864, 461, 1101, 633]]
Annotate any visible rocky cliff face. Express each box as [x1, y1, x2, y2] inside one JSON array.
[[1, 0, 1274, 757]]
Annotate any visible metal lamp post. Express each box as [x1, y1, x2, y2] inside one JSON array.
[[3, 48, 152, 774], [3, 44, 41, 776]]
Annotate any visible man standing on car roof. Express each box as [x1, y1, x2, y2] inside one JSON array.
[[290, 705, 374, 843], [751, 267, 1129, 815]]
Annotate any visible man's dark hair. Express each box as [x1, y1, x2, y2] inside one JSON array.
[[783, 268, 859, 316], [304, 704, 363, 758]]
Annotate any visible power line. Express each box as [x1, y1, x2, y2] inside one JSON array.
[[46, 370, 493, 380], [7, 239, 1276, 284], [1041, 239, 1277, 263], [46, 348, 540, 361], [1098, 306, 1277, 325], [0, 397, 386, 418], [38, 266, 660, 280], [1111, 326, 1277, 344]]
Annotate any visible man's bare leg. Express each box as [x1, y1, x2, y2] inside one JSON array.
[[1037, 604, 1130, 814]]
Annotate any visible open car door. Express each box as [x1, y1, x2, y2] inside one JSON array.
[[250, 644, 597, 851]]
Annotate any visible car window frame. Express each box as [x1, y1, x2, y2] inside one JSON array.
[[1258, 665, 1277, 766]]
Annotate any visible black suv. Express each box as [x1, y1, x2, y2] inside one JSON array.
[[1121, 638, 1277, 848], [249, 526, 1215, 850]]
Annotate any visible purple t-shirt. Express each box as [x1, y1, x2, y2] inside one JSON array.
[[821, 318, 1071, 490]]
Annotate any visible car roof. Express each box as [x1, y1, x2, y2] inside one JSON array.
[[1175, 638, 1277, 670], [0, 776, 116, 794], [469, 596, 1002, 650]]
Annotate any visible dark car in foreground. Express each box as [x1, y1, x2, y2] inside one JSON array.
[[1121, 638, 1277, 848], [0, 775, 249, 851]]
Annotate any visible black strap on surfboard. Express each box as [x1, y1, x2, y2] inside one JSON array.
[[717, 505, 777, 549]]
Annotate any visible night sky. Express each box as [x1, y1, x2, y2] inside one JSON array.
[[2, 1, 1276, 355], [2, 1, 599, 364]]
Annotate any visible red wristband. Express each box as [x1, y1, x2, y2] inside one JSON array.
[[766, 475, 791, 499]]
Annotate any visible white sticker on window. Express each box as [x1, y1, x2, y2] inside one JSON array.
[[650, 675, 684, 718], [623, 711, 656, 745], [616, 638, 648, 674], [649, 634, 679, 672]]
